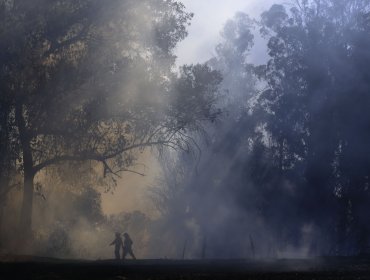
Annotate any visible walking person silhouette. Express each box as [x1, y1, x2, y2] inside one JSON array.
[[122, 232, 136, 260], [110, 232, 123, 260]]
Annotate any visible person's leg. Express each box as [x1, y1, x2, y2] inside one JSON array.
[[122, 247, 127, 260], [115, 248, 120, 260], [129, 248, 136, 260]]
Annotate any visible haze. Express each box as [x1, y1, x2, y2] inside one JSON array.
[[1, 0, 370, 262]]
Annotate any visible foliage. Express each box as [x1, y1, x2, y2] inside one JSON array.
[[153, 0, 370, 257], [257, 0, 370, 254], [0, 0, 221, 235]]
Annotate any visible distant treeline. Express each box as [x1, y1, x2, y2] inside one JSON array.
[[153, 0, 370, 258]]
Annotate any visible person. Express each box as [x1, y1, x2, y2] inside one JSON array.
[[122, 232, 136, 260], [110, 232, 123, 260]]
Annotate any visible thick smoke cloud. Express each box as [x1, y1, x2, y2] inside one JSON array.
[[0, 0, 221, 259], [2, 0, 370, 261], [148, 0, 370, 259]]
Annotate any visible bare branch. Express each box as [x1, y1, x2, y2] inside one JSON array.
[[33, 140, 175, 174], [115, 168, 146, 177]]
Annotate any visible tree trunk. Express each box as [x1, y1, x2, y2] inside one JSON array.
[[0, 203, 3, 249], [182, 239, 187, 259], [201, 236, 207, 259], [15, 103, 35, 235], [19, 170, 34, 235]]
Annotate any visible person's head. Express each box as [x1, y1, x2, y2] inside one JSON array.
[[115, 232, 121, 237], [123, 232, 129, 238]]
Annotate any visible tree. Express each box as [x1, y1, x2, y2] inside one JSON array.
[[147, 13, 264, 258], [0, 0, 221, 236], [150, 0, 370, 257], [0, 84, 15, 243], [257, 0, 370, 254], [209, 12, 257, 112]]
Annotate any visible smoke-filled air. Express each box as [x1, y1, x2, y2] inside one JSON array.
[[2, 0, 370, 261]]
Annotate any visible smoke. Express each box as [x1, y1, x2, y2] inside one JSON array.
[[0, 0, 310, 260], [2, 0, 370, 261], [0, 0, 192, 259], [140, 0, 370, 260]]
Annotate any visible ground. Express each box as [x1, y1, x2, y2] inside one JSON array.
[[1, 256, 370, 279]]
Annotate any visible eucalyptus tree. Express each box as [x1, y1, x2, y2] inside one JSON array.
[[0, 0, 221, 235], [154, 0, 370, 257], [258, 0, 370, 254]]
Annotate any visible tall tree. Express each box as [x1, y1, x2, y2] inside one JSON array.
[[0, 0, 221, 236], [150, 13, 263, 258], [153, 0, 370, 257], [258, 0, 370, 254]]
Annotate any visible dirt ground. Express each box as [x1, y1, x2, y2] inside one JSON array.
[[1, 256, 370, 279]]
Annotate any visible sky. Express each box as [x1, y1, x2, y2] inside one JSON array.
[[102, 0, 277, 216], [175, 0, 277, 66]]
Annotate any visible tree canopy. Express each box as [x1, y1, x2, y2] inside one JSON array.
[[3, 0, 370, 258], [154, 0, 370, 257], [0, 0, 221, 236]]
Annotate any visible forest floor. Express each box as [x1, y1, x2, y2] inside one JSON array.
[[1, 255, 370, 279]]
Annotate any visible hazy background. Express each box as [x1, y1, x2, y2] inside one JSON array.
[[175, 0, 277, 66], [4, 0, 368, 261], [102, 0, 277, 218]]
